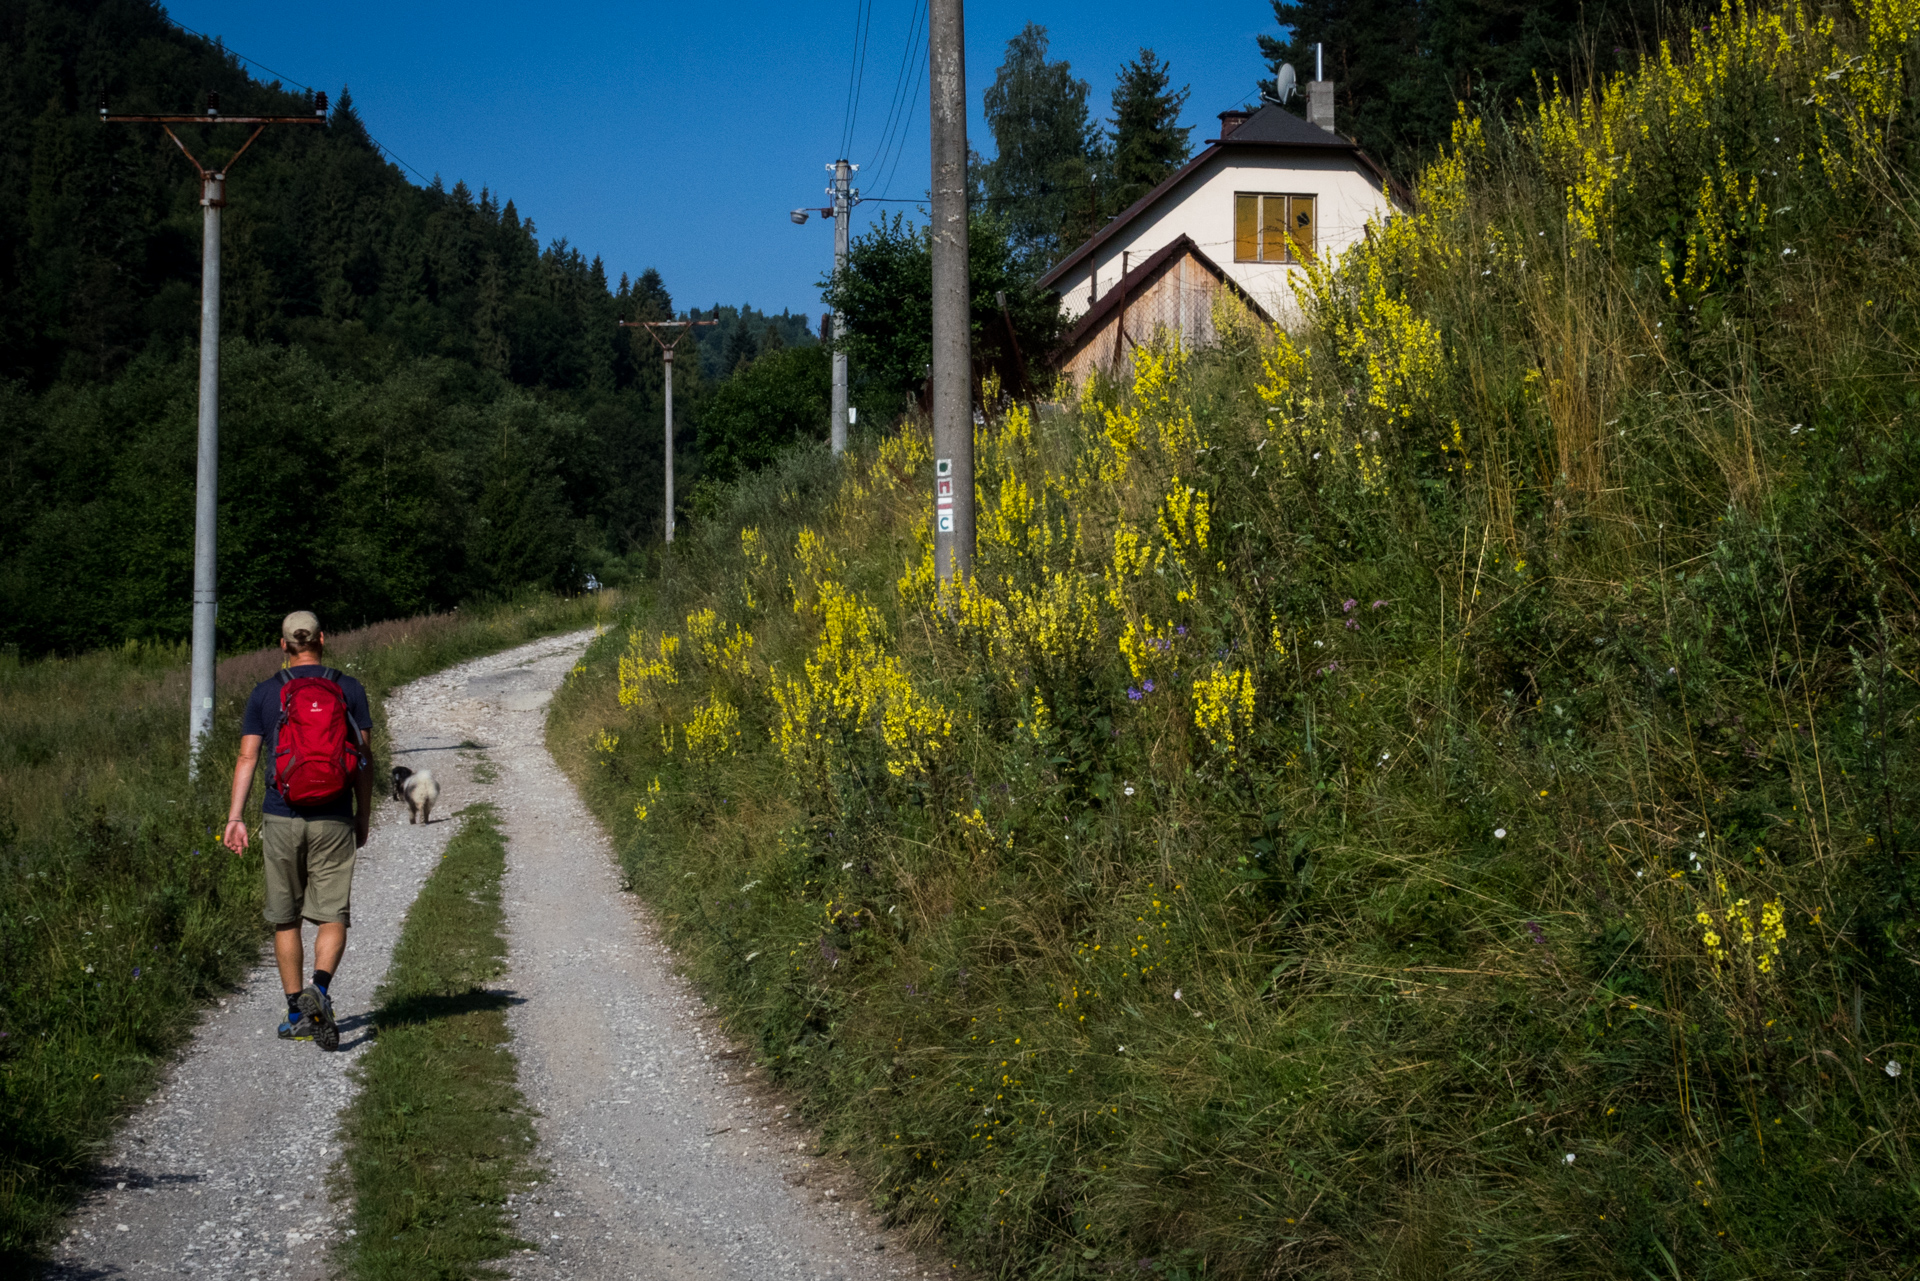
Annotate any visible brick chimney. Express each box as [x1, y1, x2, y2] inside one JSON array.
[[1217, 109, 1252, 140]]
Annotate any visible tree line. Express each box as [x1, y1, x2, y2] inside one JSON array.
[[0, 0, 829, 657]]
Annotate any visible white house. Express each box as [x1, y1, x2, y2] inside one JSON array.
[[1038, 97, 1402, 384]]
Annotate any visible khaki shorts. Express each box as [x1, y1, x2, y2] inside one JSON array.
[[261, 814, 356, 927]]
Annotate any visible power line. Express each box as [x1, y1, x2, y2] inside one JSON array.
[[837, 0, 875, 160], [875, 8, 929, 199], [863, 0, 925, 178], [160, 14, 433, 186]]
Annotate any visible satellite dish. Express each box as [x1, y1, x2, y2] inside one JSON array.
[[1271, 63, 1297, 105]]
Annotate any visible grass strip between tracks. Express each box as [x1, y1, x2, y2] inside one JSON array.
[[339, 802, 537, 1280]]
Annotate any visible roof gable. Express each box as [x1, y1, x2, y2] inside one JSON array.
[[1037, 112, 1403, 292], [1057, 234, 1270, 357]]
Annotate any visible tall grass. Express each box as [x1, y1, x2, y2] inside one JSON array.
[[549, 4, 1919, 1277], [0, 592, 617, 1265]]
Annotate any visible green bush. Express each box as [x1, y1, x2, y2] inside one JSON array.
[[697, 345, 833, 483]]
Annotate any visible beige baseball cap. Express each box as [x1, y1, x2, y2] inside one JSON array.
[[281, 610, 322, 644]]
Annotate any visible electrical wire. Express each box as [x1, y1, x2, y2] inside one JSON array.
[[836, 0, 875, 161], [873, 8, 928, 201], [160, 14, 433, 186], [863, 0, 926, 180]]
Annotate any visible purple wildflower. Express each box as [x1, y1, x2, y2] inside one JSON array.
[[1142, 679, 1155, 694], [1342, 598, 1358, 612], [1126, 687, 1143, 701], [1345, 618, 1359, 631], [1372, 599, 1387, 610], [132, 967, 142, 979], [1525, 921, 1548, 946], [1176, 625, 1188, 637]]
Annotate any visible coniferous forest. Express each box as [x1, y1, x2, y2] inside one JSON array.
[[0, 0, 822, 657]]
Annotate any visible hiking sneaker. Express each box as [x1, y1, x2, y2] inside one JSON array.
[[278, 1011, 318, 1040], [297, 985, 339, 1051]]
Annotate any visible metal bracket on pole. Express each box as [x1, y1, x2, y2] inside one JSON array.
[[103, 92, 327, 775], [618, 318, 718, 545]]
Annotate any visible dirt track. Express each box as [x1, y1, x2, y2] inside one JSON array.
[[48, 629, 920, 1280]]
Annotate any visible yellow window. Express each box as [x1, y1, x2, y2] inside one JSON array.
[[1233, 193, 1318, 263], [1261, 195, 1288, 263], [1288, 195, 1315, 261]]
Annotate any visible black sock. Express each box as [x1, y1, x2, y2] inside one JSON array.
[[287, 993, 302, 1014], [312, 969, 332, 992]]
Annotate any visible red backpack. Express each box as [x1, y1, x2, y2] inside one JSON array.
[[270, 668, 364, 805]]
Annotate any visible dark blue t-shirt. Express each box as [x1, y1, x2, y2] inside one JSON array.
[[241, 666, 373, 820]]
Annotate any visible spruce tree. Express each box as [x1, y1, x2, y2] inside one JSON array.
[[979, 23, 1098, 267], [1107, 49, 1193, 215]]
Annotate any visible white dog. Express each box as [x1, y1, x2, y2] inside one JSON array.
[[390, 766, 440, 825]]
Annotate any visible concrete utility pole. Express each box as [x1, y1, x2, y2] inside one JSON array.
[[928, 0, 972, 585], [828, 159, 856, 455], [619, 317, 717, 544], [104, 90, 327, 776]]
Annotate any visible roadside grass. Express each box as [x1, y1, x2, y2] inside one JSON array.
[[339, 802, 535, 1281], [547, 6, 1920, 1277], [0, 592, 614, 1266]]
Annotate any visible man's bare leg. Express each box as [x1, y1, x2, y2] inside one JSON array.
[[276, 922, 345, 992], [313, 922, 346, 978], [273, 923, 304, 996]]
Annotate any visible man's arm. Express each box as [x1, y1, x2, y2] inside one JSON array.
[[224, 734, 263, 854], [354, 727, 373, 848]]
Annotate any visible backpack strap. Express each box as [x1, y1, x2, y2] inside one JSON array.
[[269, 670, 292, 795]]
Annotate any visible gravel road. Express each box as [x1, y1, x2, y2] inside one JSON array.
[[47, 628, 923, 1281]]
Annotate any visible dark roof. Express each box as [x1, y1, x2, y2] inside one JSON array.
[[1037, 105, 1405, 292], [1217, 103, 1356, 147], [1057, 234, 1271, 358]]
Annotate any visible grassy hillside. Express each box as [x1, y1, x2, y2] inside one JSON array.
[[0, 594, 615, 1266], [549, 3, 1920, 1277]]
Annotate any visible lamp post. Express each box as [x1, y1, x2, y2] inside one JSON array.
[[791, 156, 856, 456], [103, 89, 328, 775]]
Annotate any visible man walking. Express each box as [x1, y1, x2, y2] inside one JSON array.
[[221, 611, 373, 1050]]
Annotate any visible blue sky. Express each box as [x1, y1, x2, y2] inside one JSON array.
[[166, 1, 1285, 317]]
